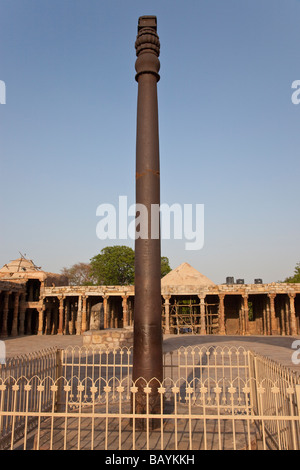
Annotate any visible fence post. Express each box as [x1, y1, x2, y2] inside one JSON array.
[[248, 351, 257, 415], [295, 384, 300, 413], [55, 349, 64, 412]]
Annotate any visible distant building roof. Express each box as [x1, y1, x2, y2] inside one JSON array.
[[0, 257, 68, 285], [0, 257, 41, 274], [161, 262, 215, 288]]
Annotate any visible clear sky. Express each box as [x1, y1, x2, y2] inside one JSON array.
[[1, 0, 299, 284]]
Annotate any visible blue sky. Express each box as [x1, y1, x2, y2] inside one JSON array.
[[0, 0, 299, 284]]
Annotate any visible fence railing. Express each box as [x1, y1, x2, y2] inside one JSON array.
[[248, 352, 300, 450], [0, 345, 299, 450]]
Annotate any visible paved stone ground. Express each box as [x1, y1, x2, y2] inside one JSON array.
[[164, 334, 300, 374], [3, 333, 300, 374]]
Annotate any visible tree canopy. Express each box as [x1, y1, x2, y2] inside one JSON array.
[[90, 246, 135, 285], [61, 246, 172, 286], [60, 262, 95, 286], [283, 262, 300, 283]]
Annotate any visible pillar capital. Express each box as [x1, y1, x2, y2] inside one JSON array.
[[135, 16, 160, 82]]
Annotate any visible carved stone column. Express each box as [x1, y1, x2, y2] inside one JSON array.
[[103, 295, 109, 329], [19, 293, 26, 335], [64, 298, 70, 335], [198, 295, 206, 335], [11, 292, 20, 337], [268, 293, 277, 335], [163, 295, 171, 334], [284, 296, 290, 335], [279, 296, 286, 336], [122, 295, 129, 327], [218, 294, 226, 334], [1, 291, 10, 337], [289, 293, 297, 336], [37, 297, 45, 335], [45, 306, 51, 335], [58, 296, 65, 335], [70, 301, 76, 335], [76, 296, 82, 335], [81, 295, 87, 333], [242, 294, 249, 335]]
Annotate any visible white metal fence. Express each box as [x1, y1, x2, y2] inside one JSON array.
[[0, 345, 299, 450]]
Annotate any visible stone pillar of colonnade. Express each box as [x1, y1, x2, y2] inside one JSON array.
[[266, 297, 271, 335], [57, 296, 65, 335], [128, 297, 134, 326], [45, 306, 51, 335], [81, 295, 87, 333], [19, 293, 26, 335], [284, 296, 290, 335], [289, 293, 297, 336], [163, 295, 171, 334], [64, 298, 69, 335], [198, 294, 206, 335], [103, 295, 109, 329], [37, 297, 46, 335], [70, 302, 76, 335], [278, 295, 287, 336], [242, 294, 249, 335], [218, 294, 226, 334], [122, 295, 129, 327], [1, 291, 10, 337], [11, 292, 20, 337], [268, 293, 277, 335], [262, 297, 267, 335], [76, 295, 82, 335]]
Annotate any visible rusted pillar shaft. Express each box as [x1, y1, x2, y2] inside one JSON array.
[[132, 16, 163, 428]]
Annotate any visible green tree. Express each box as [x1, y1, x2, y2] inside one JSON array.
[[283, 262, 300, 283], [90, 246, 135, 286], [90, 246, 172, 285]]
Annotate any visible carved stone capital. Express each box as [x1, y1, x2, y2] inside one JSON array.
[[135, 16, 160, 81]]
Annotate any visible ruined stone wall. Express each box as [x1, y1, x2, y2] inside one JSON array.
[[82, 327, 133, 349]]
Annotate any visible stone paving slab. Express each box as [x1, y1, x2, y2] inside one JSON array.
[[2, 333, 300, 374]]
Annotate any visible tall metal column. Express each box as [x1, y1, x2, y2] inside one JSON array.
[[132, 16, 163, 427]]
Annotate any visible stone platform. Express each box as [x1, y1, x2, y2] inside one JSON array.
[[82, 327, 133, 349]]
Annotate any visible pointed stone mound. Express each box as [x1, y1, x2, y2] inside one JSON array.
[[161, 262, 215, 287]]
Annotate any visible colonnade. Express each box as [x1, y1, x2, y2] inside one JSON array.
[[0, 290, 27, 337], [162, 292, 299, 336], [36, 294, 133, 336], [0, 287, 299, 337]]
